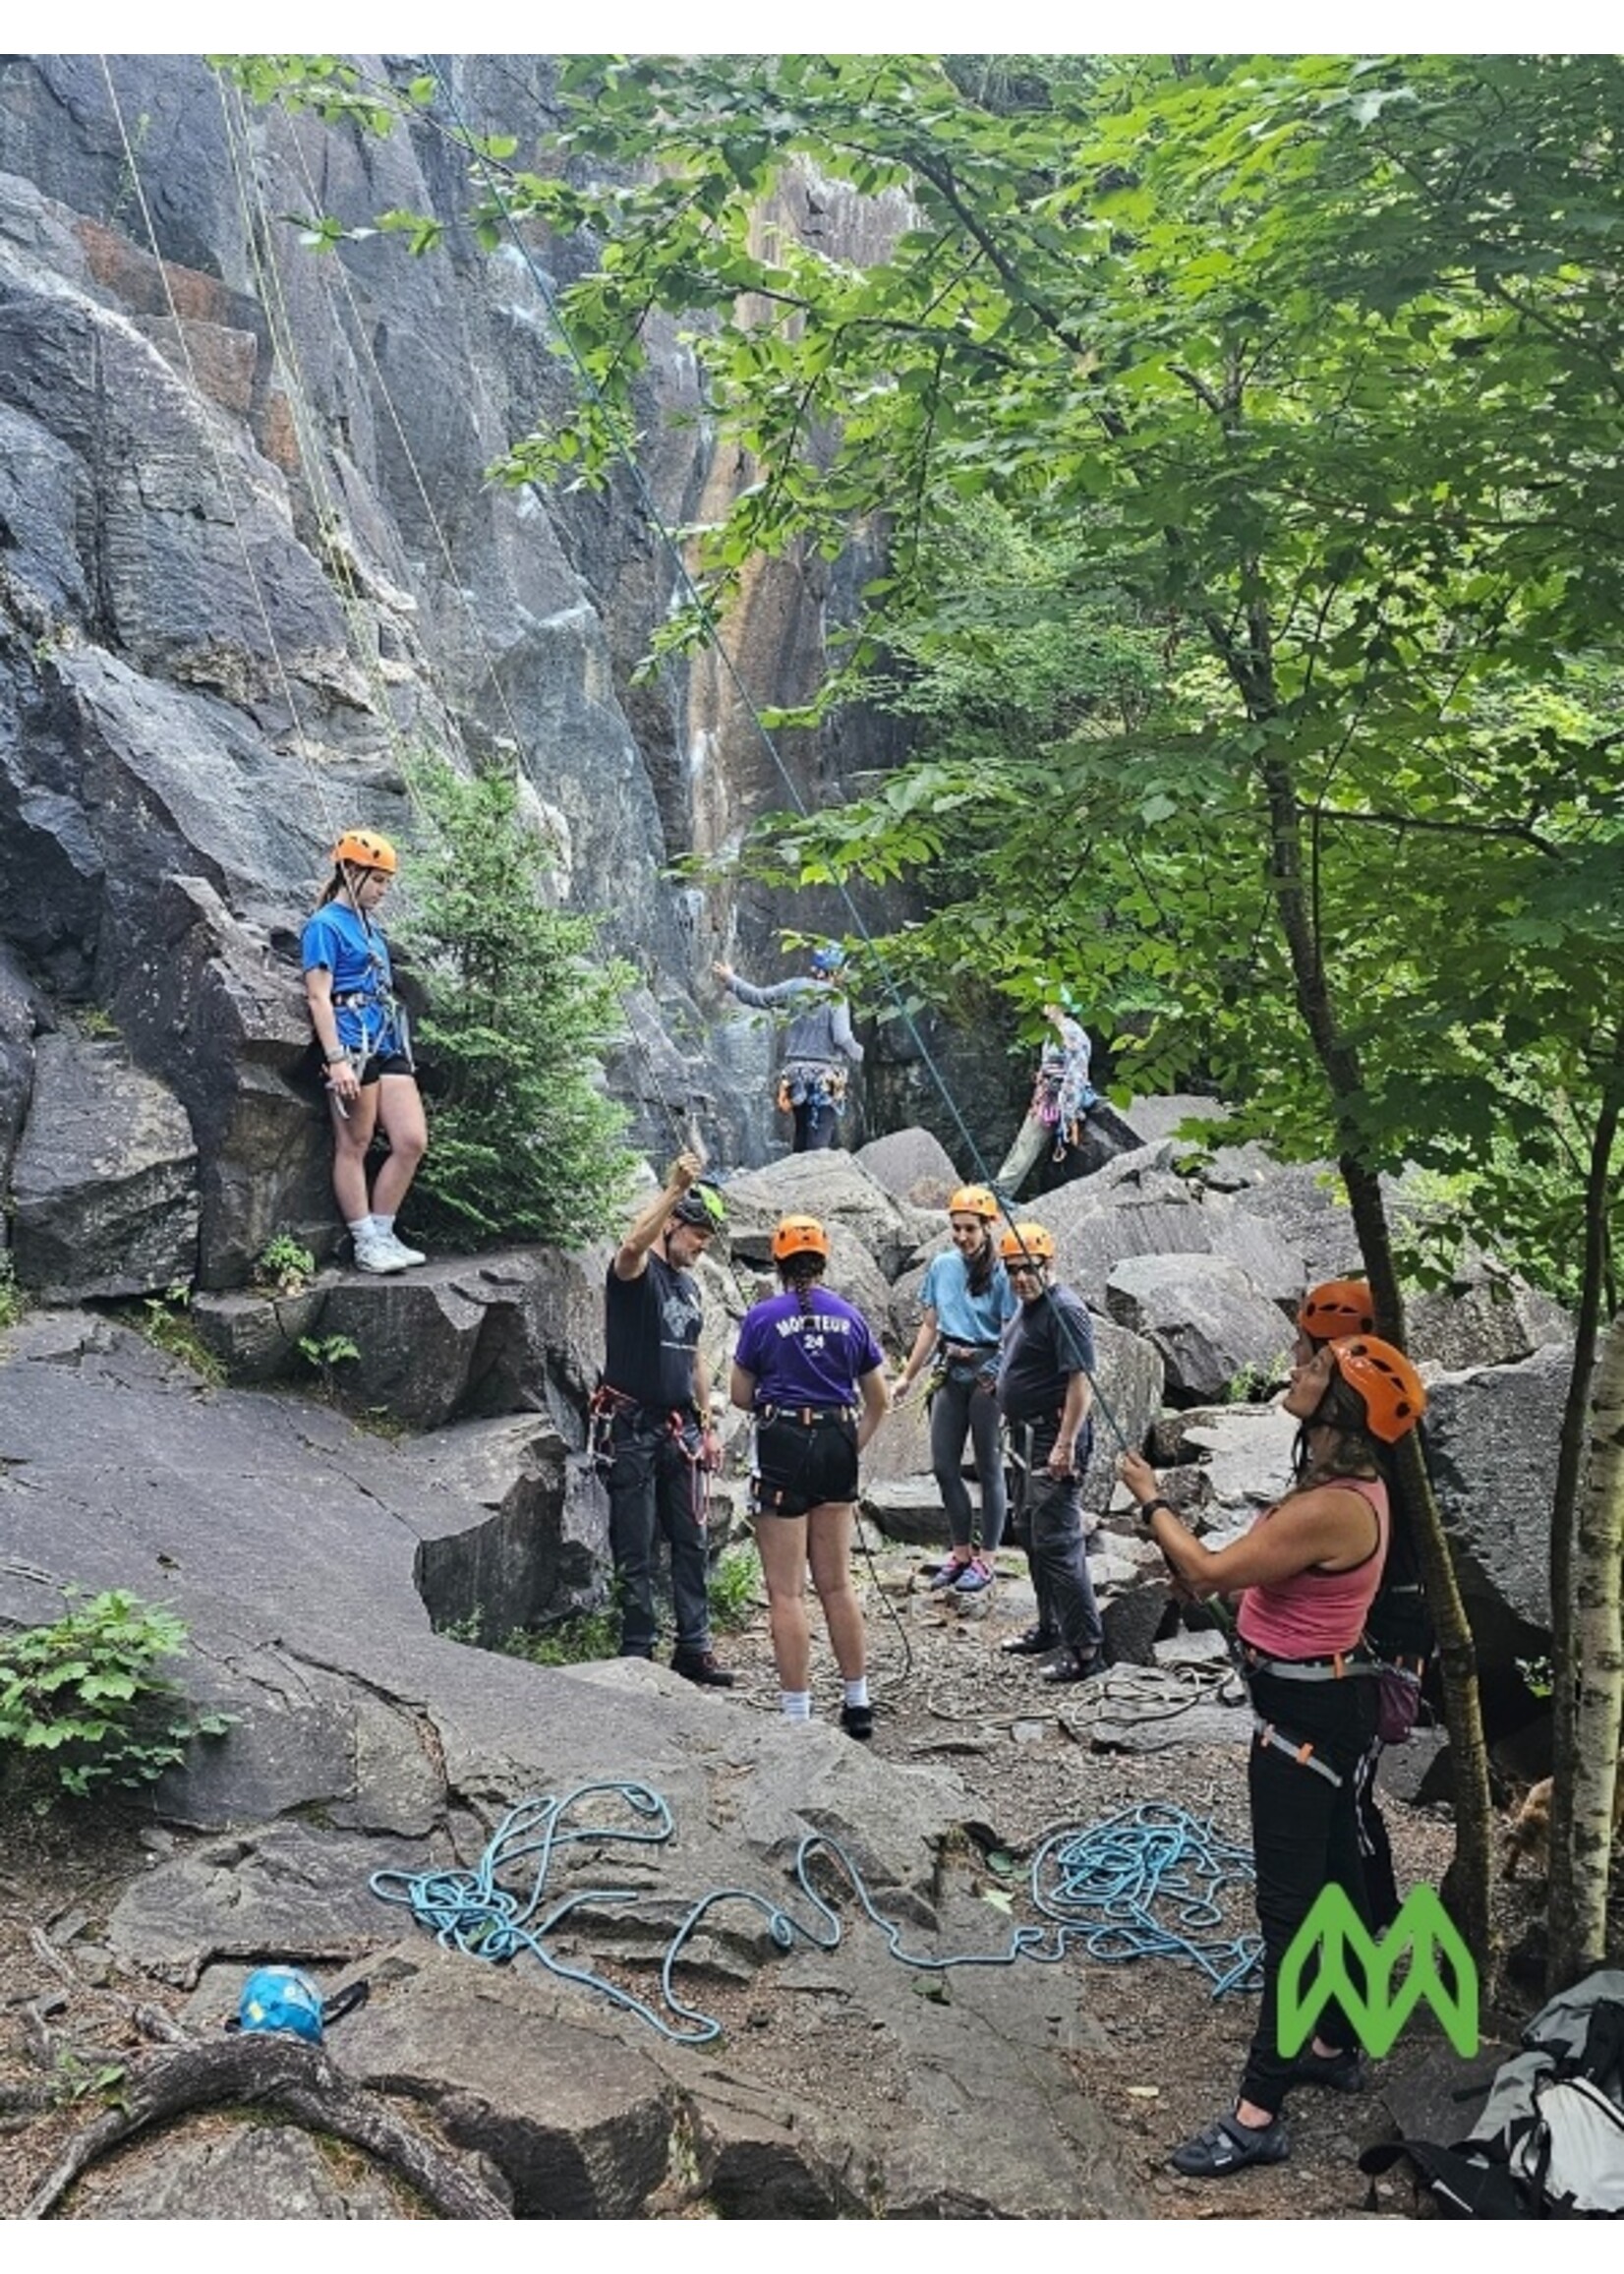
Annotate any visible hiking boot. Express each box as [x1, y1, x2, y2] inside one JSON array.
[[671, 1649, 734, 1689], [928, 1551, 973, 1592], [1170, 2111, 1290, 2179], [376, 1230, 427, 1267], [1001, 1626, 1058, 1657], [840, 1702, 874, 1741], [1290, 2043, 1365, 2093], [954, 1555, 996, 1596], [353, 1233, 409, 1275], [1038, 1648, 1103, 1685]]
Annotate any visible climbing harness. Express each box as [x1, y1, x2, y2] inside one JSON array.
[[1251, 1717, 1345, 1789], [369, 1783, 1263, 2048], [776, 1063, 849, 1120], [589, 1383, 715, 1524]]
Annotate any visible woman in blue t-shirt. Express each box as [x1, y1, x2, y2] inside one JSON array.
[[891, 1185, 1017, 1596], [730, 1215, 892, 1734], [300, 829, 429, 1276]]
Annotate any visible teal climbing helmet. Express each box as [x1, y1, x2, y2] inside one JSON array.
[[237, 1965, 325, 2044]]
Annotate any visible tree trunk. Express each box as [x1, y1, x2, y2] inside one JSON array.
[[1546, 1040, 1622, 1983], [1545, 1305, 1624, 1986], [1258, 750, 1498, 1969]]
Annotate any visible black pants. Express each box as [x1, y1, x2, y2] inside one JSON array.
[[1241, 1667, 1378, 2116], [1007, 1423, 1101, 1658], [792, 1099, 838, 1151], [605, 1418, 711, 1658]]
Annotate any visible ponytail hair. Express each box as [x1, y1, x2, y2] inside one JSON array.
[[778, 1253, 827, 1316]]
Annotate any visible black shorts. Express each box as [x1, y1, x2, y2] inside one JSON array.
[[752, 1409, 859, 1518], [358, 1051, 414, 1086]]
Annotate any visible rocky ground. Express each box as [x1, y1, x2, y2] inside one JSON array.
[[0, 1522, 1560, 2226]]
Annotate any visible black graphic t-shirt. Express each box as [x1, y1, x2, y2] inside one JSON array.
[[996, 1284, 1095, 1427], [604, 1249, 704, 1413]]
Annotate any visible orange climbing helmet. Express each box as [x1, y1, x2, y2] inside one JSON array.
[[1298, 1278, 1376, 1342], [1327, 1335, 1426, 1445], [772, 1214, 831, 1263], [331, 829, 398, 875], [948, 1185, 999, 1223], [998, 1221, 1056, 1266]]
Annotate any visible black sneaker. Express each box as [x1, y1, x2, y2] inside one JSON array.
[[1038, 1649, 1103, 1684], [1001, 1626, 1058, 1658], [1170, 2111, 1289, 2179], [840, 1702, 874, 1741], [1290, 2043, 1364, 2093], [671, 1649, 734, 1689]]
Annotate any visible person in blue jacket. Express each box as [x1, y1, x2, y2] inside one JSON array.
[[301, 829, 428, 1275]]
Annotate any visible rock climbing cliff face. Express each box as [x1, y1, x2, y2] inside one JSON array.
[[0, 53, 956, 1287]]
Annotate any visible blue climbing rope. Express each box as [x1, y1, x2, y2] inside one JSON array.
[[372, 1783, 1261, 2044]]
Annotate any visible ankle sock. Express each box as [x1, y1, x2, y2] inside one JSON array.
[[374, 1213, 395, 1238], [842, 1677, 870, 1710], [347, 1216, 376, 1244], [781, 1690, 812, 1721]]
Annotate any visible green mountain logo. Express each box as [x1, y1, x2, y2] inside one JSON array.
[[1278, 1885, 1479, 2060]]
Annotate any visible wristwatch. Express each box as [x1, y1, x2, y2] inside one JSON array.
[[323, 1048, 348, 1065], [1137, 1496, 1175, 1529]]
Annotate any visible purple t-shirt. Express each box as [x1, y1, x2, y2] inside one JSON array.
[[734, 1289, 885, 1409]]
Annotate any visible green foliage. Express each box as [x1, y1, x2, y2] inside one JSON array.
[[0, 1590, 233, 1805], [1516, 1655, 1554, 1702], [254, 1232, 318, 1296], [708, 1543, 761, 1635], [399, 758, 639, 1248], [137, 1284, 224, 1388], [297, 1333, 360, 1399], [499, 1603, 621, 1668], [1220, 1360, 1290, 1407], [0, 1252, 23, 1333]]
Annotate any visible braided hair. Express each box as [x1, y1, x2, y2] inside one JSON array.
[[778, 1253, 826, 1317]]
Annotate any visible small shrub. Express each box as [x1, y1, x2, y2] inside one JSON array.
[[709, 1543, 761, 1635], [298, 1333, 360, 1399], [500, 1604, 621, 1667], [254, 1232, 318, 1296], [138, 1284, 224, 1387], [1219, 1359, 1288, 1406], [0, 1252, 23, 1333], [0, 1589, 233, 1805]]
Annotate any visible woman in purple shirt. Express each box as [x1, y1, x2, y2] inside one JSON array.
[[730, 1215, 892, 1735]]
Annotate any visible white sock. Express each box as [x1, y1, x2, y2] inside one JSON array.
[[374, 1213, 395, 1237], [347, 1216, 376, 1243], [781, 1690, 812, 1721], [842, 1677, 870, 1710]]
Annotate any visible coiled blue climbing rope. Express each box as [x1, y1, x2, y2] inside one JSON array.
[[372, 1783, 1261, 2045]]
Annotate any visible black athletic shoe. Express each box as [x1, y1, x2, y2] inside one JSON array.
[[1001, 1626, 1058, 1658], [671, 1649, 735, 1689], [840, 1702, 874, 1741], [1171, 2111, 1290, 2179], [1038, 1649, 1103, 1685]]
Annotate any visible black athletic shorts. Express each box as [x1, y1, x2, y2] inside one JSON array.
[[330, 1050, 414, 1089], [752, 1408, 859, 1518]]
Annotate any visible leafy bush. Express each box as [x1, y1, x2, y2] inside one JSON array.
[[399, 757, 640, 1248], [136, 1283, 224, 1387], [255, 1232, 318, 1295], [298, 1332, 360, 1399], [0, 1252, 22, 1332], [0, 1590, 232, 1804]]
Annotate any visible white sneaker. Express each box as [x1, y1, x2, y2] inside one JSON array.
[[353, 1234, 409, 1275], [375, 1231, 427, 1266]]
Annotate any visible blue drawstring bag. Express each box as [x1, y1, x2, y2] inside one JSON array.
[[235, 1965, 325, 2044]]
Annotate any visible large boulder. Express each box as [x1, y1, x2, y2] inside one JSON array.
[[1033, 1187, 1307, 1313], [721, 1149, 938, 1280], [0, 939, 41, 1232], [393, 1416, 610, 1638], [853, 1124, 960, 1206], [10, 1028, 199, 1299], [1104, 1254, 1295, 1405], [1423, 1341, 1571, 1665], [1407, 1266, 1572, 1371]]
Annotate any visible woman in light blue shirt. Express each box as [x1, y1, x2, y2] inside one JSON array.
[[892, 1185, 1017, 1595]]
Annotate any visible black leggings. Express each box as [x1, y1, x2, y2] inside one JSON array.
[[1241, 1667, 1378, 2116]]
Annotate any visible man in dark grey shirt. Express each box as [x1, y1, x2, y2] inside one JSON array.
[[995, 1222, 1104, 1683], [713, 942, 863, 1151]]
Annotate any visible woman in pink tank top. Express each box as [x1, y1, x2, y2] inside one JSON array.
[[1119, 1329, 1427, 2184]]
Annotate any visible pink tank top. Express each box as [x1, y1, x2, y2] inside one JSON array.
[[1236, 1476, 1388, 1660]]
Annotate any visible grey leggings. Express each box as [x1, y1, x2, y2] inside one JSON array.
[[929, 1362, 1008, 1553]]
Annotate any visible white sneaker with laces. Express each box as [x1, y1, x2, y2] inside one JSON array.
[[353, 1234, 409, 1275], [376, 1231, 427, 1266]]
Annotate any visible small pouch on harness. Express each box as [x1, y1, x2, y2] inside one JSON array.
[[1375, 1659, 1424, 1745]]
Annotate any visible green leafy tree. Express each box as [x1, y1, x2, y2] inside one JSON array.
[[401, 759, 639, 1247]]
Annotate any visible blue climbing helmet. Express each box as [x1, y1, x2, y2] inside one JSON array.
[[808, 941, 846, 977], [236, 1965, 325, 2044]]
